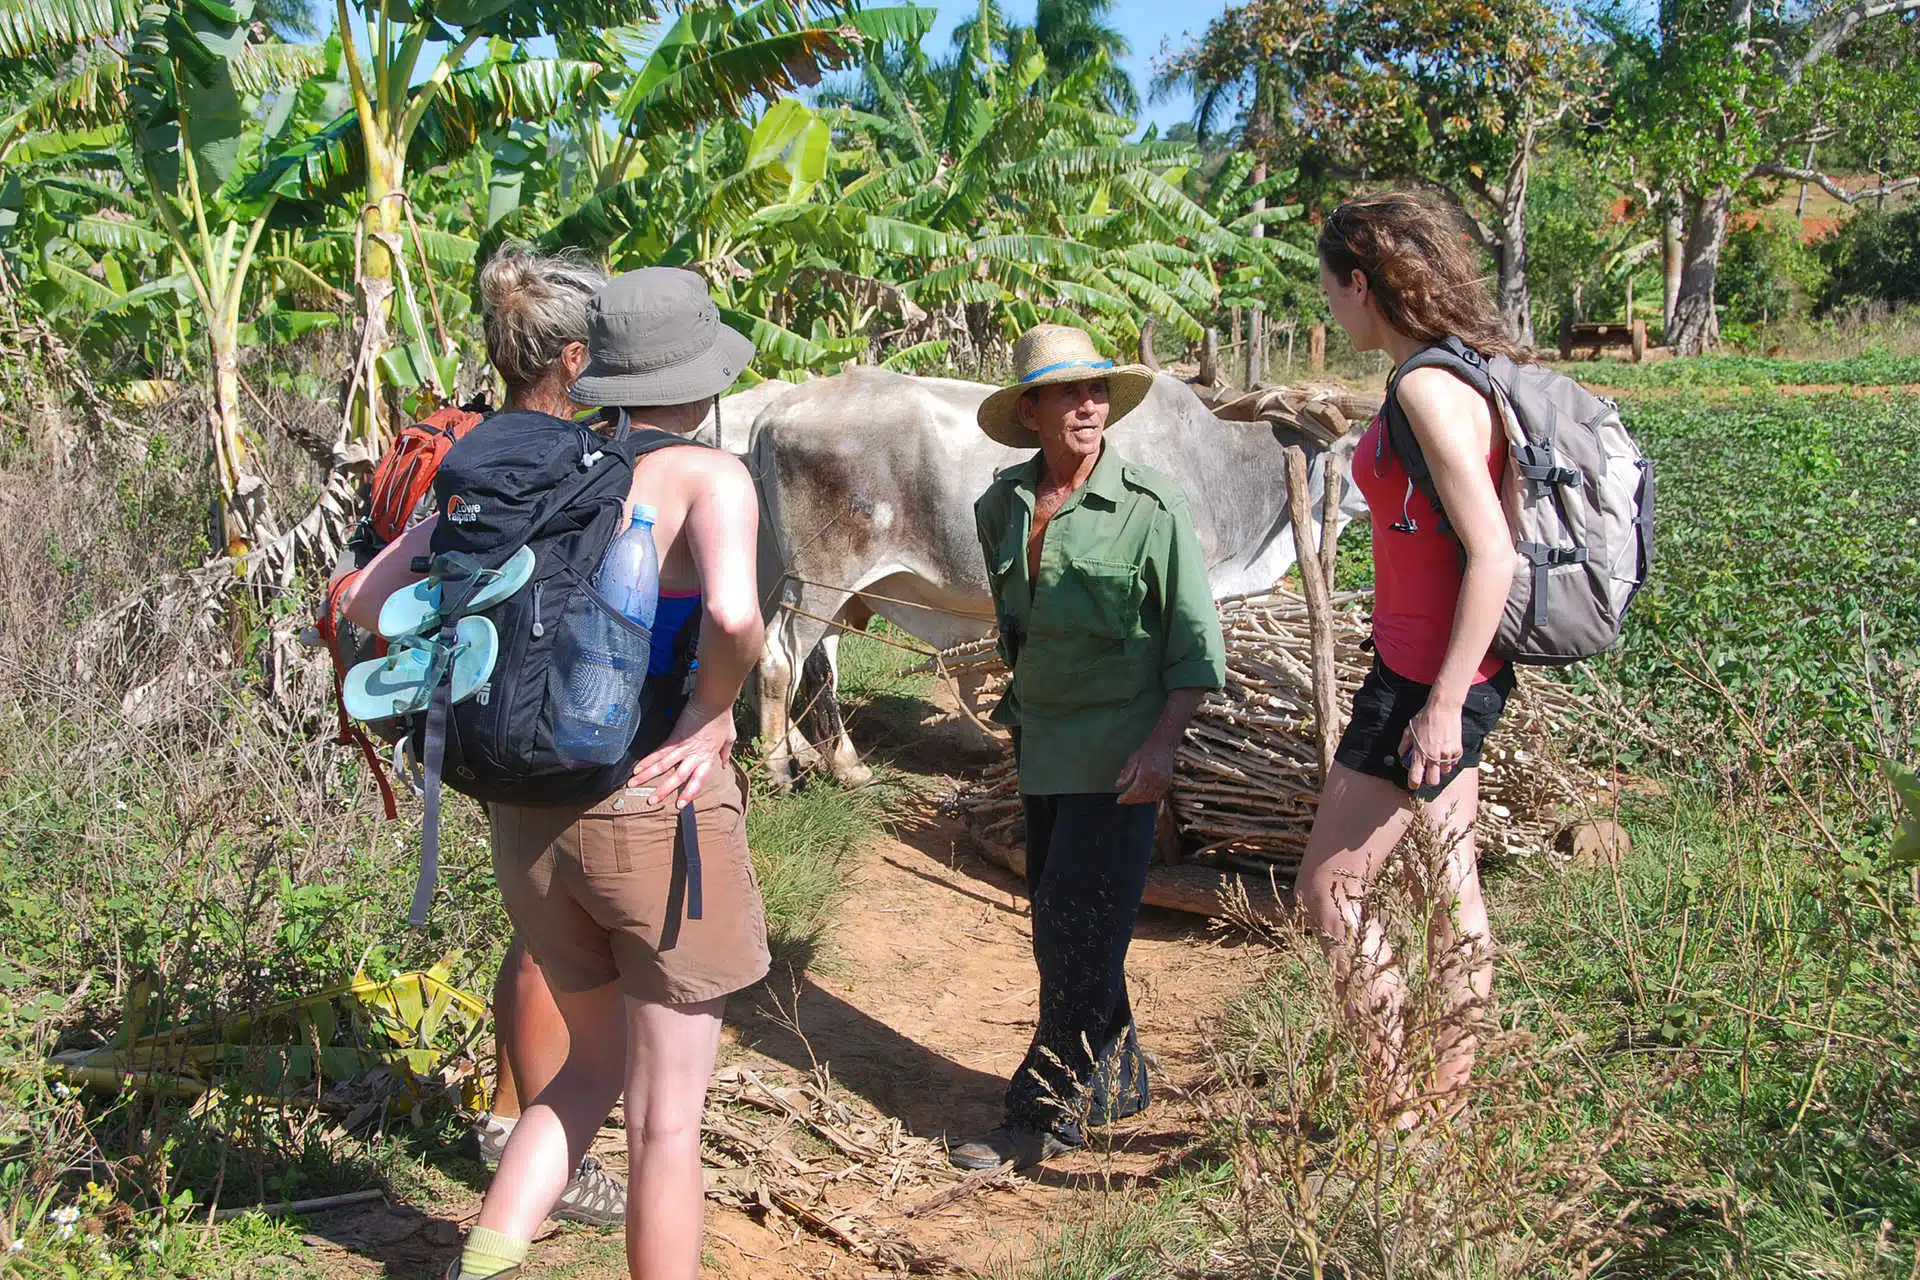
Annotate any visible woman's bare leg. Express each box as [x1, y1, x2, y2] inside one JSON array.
[[1408, 769, 1492, 1109], [475, 979, 627, 1241], [623, 996, 724, 1280], [1295, 766, 1418, 1107], [1294, 764, 1487, 1119], [490, 937, 570, 1121]]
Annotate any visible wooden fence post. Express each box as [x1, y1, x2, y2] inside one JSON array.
[[1285, 446, 1339, 782]]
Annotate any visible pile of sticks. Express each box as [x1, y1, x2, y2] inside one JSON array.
[[950, 590, 1609, 884], [700, 1063, 996, 1269]]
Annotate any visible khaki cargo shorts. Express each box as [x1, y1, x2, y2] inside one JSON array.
[[489, 764, 771, 1005]]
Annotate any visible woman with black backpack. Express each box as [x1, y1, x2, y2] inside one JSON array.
[[344, 265, 769, 1280], [332, 247, 629, 1227], [1298, 192, 1526, 1129]]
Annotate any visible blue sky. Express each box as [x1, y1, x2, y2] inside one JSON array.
[[922, 0, 1233, 134], [388, 0, 1235, 135]]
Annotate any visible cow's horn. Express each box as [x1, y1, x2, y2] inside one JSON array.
[[1138, 318, 1161, 371], [1199, 328, 1220, 387]]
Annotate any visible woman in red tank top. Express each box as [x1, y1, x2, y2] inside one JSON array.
[[1297, 193, 1527, 1126]]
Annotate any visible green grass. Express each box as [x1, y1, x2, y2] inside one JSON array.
[[1499, 785, 1920, 1274], [745, 771, 882, 967], [1560, 350, 1920, 389], [1005, 775, 1920, 1278], [0, 678, 881, 1271]]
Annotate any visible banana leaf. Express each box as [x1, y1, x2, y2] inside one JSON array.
[[51, 957, 486, 1104]]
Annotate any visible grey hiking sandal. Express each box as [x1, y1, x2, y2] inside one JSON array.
[[550, 1154, 625, 1226], [445, 1266, 519, 1280], [460, 1114, 513, 1167], [948, 1126, 1074, 1172]]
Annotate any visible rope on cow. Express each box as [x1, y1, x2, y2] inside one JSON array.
[[776, 601, 1005, 743], [779, 572, 998, 621]]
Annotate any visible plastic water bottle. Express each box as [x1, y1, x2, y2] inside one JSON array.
[[597, 505, 659, 630], [554, 507, 660, 763]]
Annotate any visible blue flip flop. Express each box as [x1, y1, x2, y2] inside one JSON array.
[[343, 616, 500, 722], [379, 546, 535, 640]]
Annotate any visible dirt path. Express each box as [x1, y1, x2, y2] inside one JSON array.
[[293, 811, 1262, 1279]]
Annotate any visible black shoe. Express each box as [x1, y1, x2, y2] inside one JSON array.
[[948, 1126, 1074, 1172]]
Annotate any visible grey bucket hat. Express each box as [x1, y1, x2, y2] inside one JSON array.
[[571, 267, 756, 407]]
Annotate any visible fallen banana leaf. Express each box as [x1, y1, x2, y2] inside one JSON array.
[[51, 956, 486, 1110]]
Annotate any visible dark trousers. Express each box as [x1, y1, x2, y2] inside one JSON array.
[[1005, 790, 1157, 1141]]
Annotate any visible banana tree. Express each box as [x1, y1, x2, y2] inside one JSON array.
[[824, 34, 1306, 357], [122, 0, 326, 558], [312, 0, 650, 451], [464, 0, 929, 282], [583, 0, 933, 191], [540, 95, 960, 377]]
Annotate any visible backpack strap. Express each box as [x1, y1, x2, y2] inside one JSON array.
[[1381, 337, 1495, 534], [409, 614, 461, 928], [320, 573, 400, 821], [607, 412, 715, 934]]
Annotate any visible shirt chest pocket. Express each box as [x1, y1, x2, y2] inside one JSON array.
[[1056, 557, 1147, 640]]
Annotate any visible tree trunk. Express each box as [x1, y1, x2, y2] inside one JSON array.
[[1662, 206, 1683, 334], [208, 328, 273, 560], [1669, 187, 1732, 356], [351, 145, 405, 453], [1249, 158, 1267, 386], [1495, 194, 1535, 348], [209, 335, 251, 559]]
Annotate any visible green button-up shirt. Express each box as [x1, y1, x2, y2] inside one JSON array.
[[974, 442, 1226, 796]]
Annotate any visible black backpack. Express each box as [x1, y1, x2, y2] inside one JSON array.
[[401, 409, 704, 926]]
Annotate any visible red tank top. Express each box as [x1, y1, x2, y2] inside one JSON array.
[[1352, 412, 1507, 686]]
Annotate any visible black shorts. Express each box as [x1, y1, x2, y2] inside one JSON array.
[[1333, 657, 1516, 800]]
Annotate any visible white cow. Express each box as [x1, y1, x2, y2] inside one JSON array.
[[745, 367, 1367, 786]]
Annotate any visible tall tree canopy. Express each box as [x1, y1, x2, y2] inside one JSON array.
[[1594, 0, 1920, 353], [1159, 0, 1599, 346]]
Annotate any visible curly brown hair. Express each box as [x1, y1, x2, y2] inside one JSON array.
[[1318, 192, 1530, 362]]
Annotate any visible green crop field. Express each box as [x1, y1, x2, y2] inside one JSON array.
[[1021, 369, 1920, 1278], [1568, 352, 1920, 390]]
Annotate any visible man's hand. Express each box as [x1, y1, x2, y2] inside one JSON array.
[[1114, 738, 1176, 805], [1113, 687, 1207, 804]]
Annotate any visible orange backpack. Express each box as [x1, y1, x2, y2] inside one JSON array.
[[315, 404, 486, 818], [366, 405, 487, 543]]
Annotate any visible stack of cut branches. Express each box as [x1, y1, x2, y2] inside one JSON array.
[[701, 1063, 989, 1269], [950, 591, 1610, 882]]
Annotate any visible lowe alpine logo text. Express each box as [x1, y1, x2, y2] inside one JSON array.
[[446, 495, 483, 524]]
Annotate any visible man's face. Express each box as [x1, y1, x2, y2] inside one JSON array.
[[1019, 377, 1111, 459]]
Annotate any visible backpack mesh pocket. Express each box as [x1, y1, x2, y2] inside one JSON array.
[[548, 583, 654, 765]]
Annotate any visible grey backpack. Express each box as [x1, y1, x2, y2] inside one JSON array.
[[1383, 337, 1654, 665]]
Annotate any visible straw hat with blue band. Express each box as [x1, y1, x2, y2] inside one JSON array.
[[976, 324, 1156, 448]]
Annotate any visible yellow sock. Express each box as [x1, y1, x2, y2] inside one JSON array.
[[457, 1226, 529, 1278]]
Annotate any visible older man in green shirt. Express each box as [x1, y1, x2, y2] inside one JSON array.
[[949, 325, 1226, 1172]]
